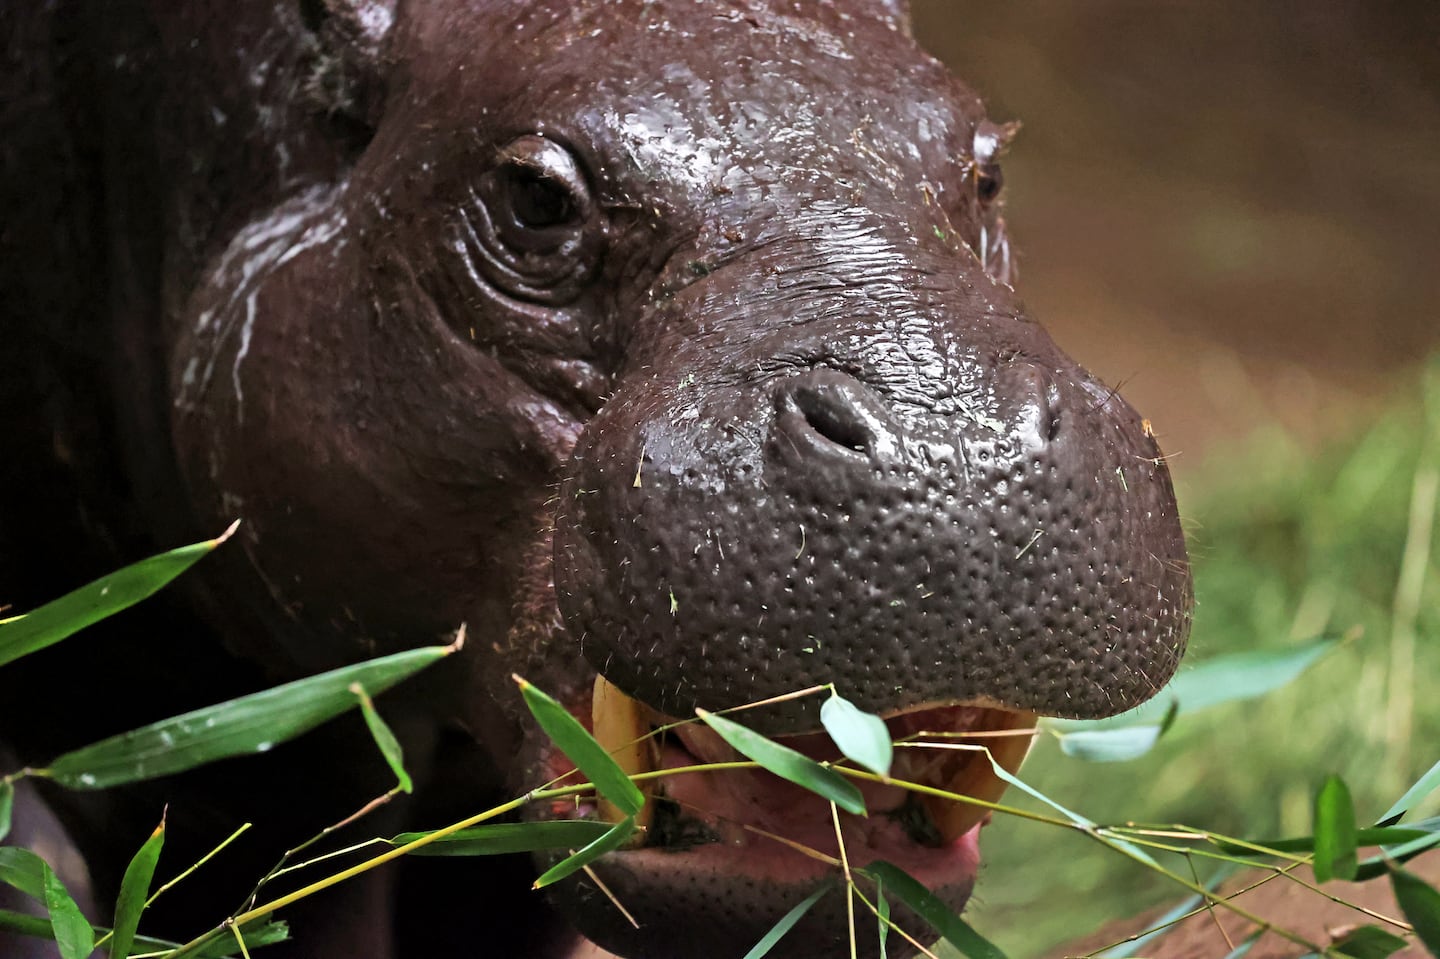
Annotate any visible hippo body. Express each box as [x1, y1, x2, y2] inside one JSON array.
[[0, 2, 1191, 957]]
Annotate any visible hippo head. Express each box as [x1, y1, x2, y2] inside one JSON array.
[[164, 1, 1191, 956]]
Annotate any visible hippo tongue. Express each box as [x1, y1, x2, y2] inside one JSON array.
[[590, 676, 1036, 847]]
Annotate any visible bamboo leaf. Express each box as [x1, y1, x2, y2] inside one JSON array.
[[110, 817, 165, 959], [739, 882, 831, 959], [862, 862, 1005, 959], [1354, 816, 1440, 880], [1377, 757, 1440, 826], [696, 708, 865, 816], [0, 908, 52, 938], [1313, 775, 1358, 882], [1330, 925, 1409, 959], [391, 820, 613, 857], [1053, 724, 1164, 763], [191, 918, 289, 957], [43, 863, 95, 959], [0, 780, 12, 842], [45, 644, 454, 789], [352, 684, 412, 794], [1389, 865, 1440, 953], [532, 816, 636, 889], [0, 525, 236, 669], [1043, 637, 1337, 735], [0, 845, 48, 899], [876, 873, 891, 959], [1215, 826, 1429, 857], [515, 677, 645, 817], [821, 691, 893, 778]]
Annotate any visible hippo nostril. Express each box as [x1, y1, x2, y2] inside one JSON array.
[[794, 388, 871, 454], [775, 369, 904, 465]]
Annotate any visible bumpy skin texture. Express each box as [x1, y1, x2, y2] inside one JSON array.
[[0, 2, 1190, 958]]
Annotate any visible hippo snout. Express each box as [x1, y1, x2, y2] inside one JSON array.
[[554, 334, 1191, 733]]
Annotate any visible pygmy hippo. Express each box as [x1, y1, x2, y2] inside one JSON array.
[[0, 1, 1191, 957]]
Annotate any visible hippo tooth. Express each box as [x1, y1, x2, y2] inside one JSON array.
[[592, 674, 658, 832], [918, 711, 1038, 844]]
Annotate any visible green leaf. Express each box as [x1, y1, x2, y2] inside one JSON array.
[[1354, 816, 1440, 880], [110, 817, 165, 959], [863, 862, 1005, 959], [45, 644, 454, 789], [821, 691, 893, 778], [1215, 826, 1429, 856], [1043, 637, 1338, 735], [391, 820, 613, 857], [1313, 774, 1358, 882], [43, 863, 95, 959], [876, 873, 891, 959], [0, 845, 48, 899], [1054, 725, 1164, 763], [1389, 865, 1440, 953], [696, 708, 866, 816], [1329, 924, 1409, 959], [191, 917, 290, 957], [1377, 757, 1440, 826], [352, 684, 412, 794], [0, 908, 52, 939], [0, 525, 235, 670], [515, 677, 645, 817], [739, 882, 831, 959], [532, 816, 636, 889], [0, 780, 12, 842]]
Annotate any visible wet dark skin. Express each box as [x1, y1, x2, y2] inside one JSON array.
[[0, 2, 1190, 958]]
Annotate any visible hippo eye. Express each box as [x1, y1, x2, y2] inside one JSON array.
[[977, 164, 1004, 204], [467, 135, 602, 304], [508, 167, 577, 229]]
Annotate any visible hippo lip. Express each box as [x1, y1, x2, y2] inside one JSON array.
[[535, 676, 1036, 891]]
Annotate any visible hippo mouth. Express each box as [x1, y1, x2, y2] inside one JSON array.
[[531, 675, 1037, 954]]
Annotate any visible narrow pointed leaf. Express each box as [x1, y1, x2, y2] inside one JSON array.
[[391, 820, 612, 856], [0, 780, 12, 842], [352, 684, 412, 793], [45, 644, 453, 789], [1389, 866, 1440, 953], [516, 677, 644, 817], [110, 817, 165, 959], [1043, 637, 1337, 734], [821, 691, 892, 778], [1355, 816, 1440, 880], [0, 526, 235, 669], [532, 816, 636, 889], [1377, 757, 1440, 826], [740, 882, 831, 959], [1330, 925, 1408, 959], [43, 863, 95, 959], [876, 874, 891, 959], [863, 862, 1005, 959], [0, 908, 52, 938], [193, 917, 290, 957], [0, 846, 48, 899], [1313, 775, 1358, 882], [1054, 725, 1164, 763], [1215, 826, 1430, 856], [697, 708, 865, 816]]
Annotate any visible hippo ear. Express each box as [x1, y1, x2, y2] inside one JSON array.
[[297, 0, 397, 146]]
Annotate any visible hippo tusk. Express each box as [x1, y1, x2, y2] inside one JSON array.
[[592, 674, 659, 832]]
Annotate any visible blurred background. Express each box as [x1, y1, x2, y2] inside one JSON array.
[[908, 3, 1440, 955]]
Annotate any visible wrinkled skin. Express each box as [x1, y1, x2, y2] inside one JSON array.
[[0, 2, 1191, 958]]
